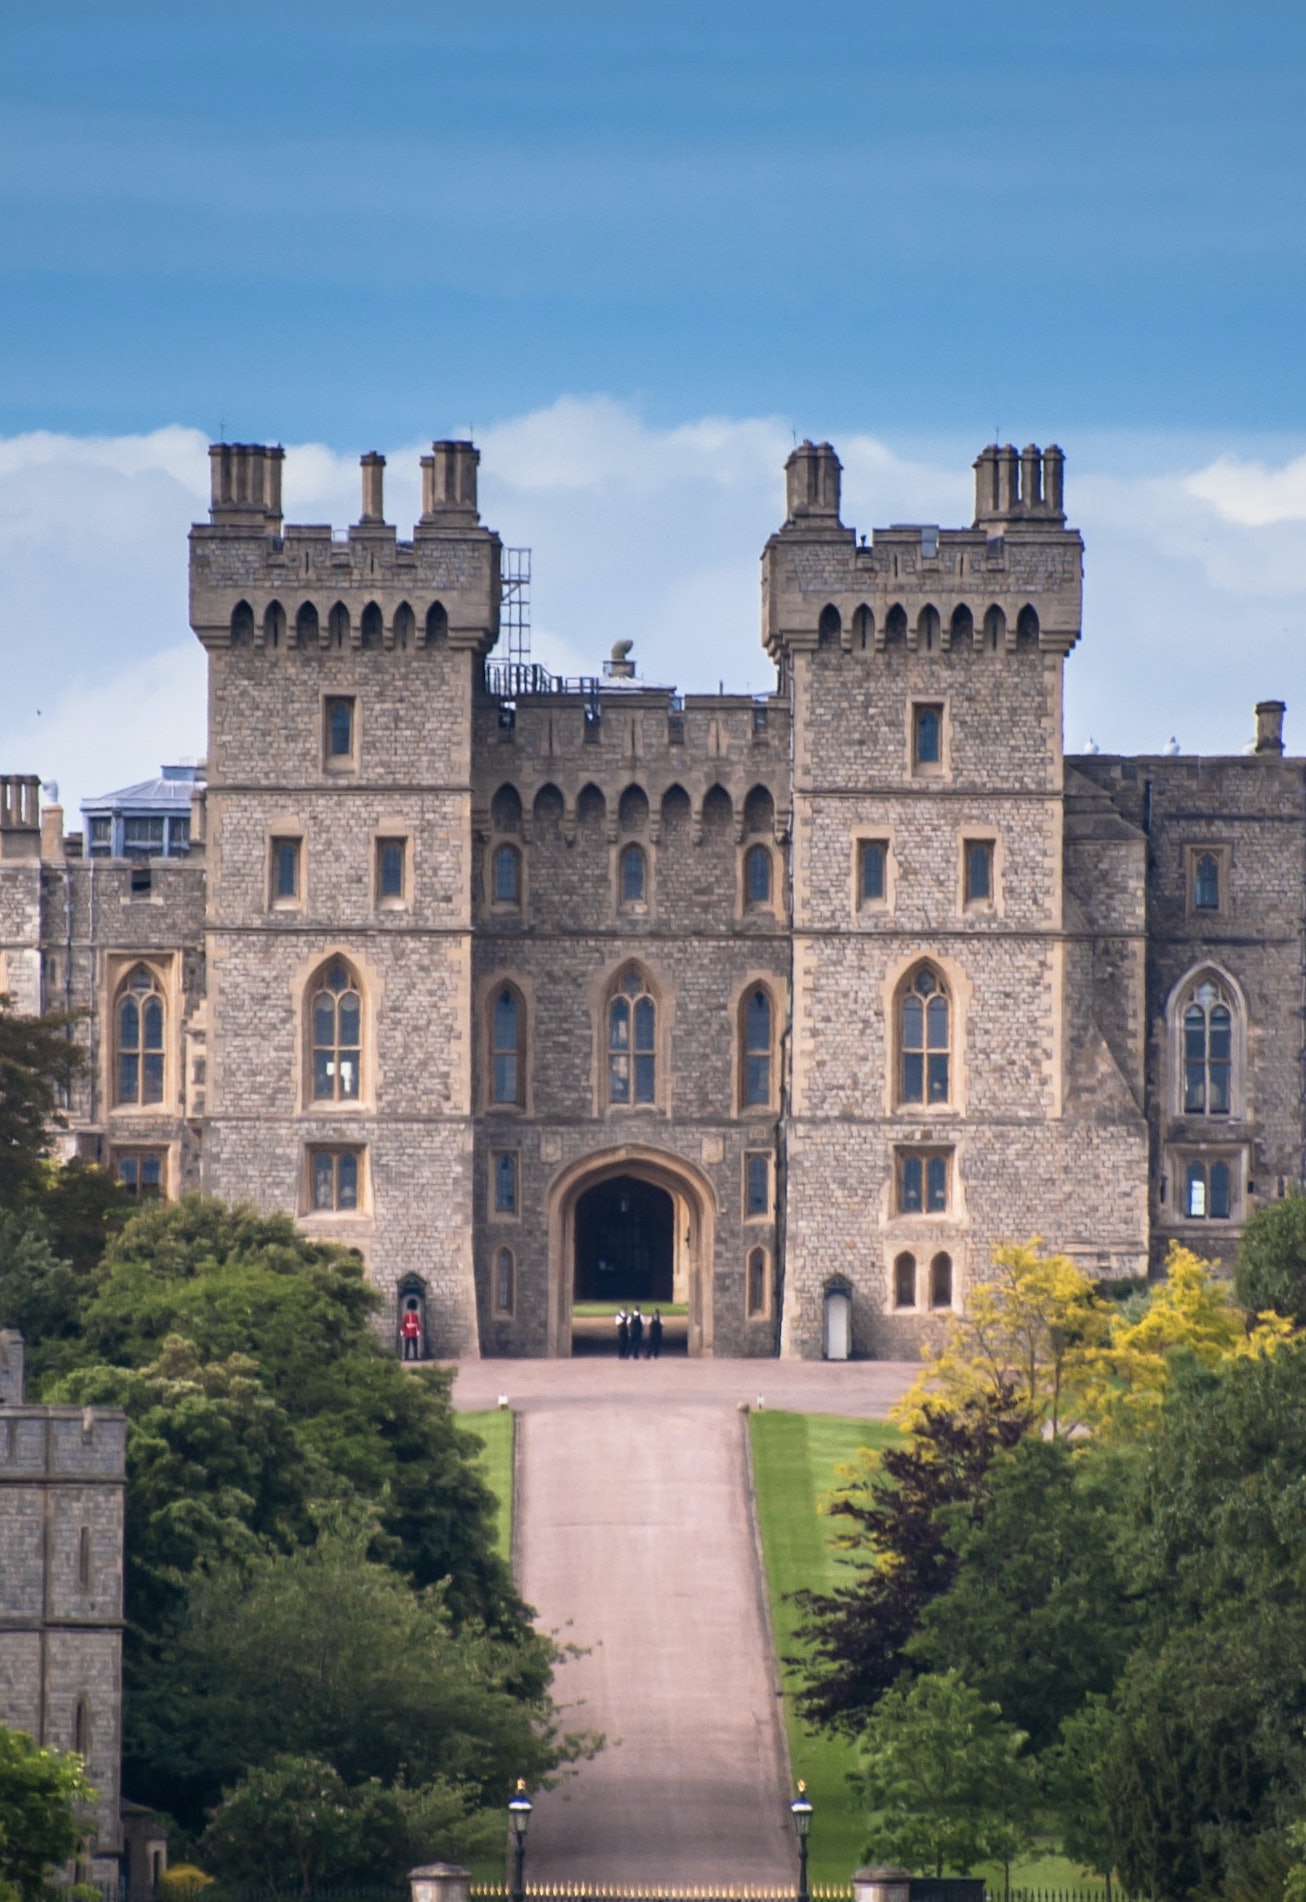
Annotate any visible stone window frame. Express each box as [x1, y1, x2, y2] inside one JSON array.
[[305, 955, 364, 1108], [109, 958, 174, 1113], [601, 961, 664, 1113], [110, 1145, 169, 1200], [295, 948, 378, 1115], [909, 696, 951, 779], [485, 978, 528, 1113], [322, 693, 359, 775], [892, 1249, 918, 1310], [894, 1145, 954, 1216], [490, 1148, 521, 1222], [736, 976, 780, 1115], [741, 841, 777, 914], [488, 838, 525, 914], [616, 840, 651, 915], [493, 1244, 516, 1318], [302, 1143, 368, 1217], [853, 831, 896, 917], [1185, 843, 1230, 918], [928, 1250, 955, 1310], [743, 1149, 772, 1223], [268, 831, 304, 911], [960, 834, 1001, 915], [1162, 1144, 1247, 1230], [374, 829, 412, 912], [893, 960, 955, 1113], [745, 1244, 772, 1321], [1166, 963, 1245, 1124]]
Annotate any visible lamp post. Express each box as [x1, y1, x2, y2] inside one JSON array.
[[508, 1779, 532, 1902], [791, 1780, 813, 1902]]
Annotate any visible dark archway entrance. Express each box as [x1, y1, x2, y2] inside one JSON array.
[[574, 1175, 674, 1304]]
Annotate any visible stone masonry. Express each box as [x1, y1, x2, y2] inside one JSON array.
[[2, 434, 1301, 1358]]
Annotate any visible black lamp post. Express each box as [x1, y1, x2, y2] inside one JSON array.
[[508, 1779, 532, 1902], [791, 1780, 813, 1902]]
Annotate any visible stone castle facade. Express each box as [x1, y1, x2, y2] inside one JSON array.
[[1, 435, 1299, 1360]]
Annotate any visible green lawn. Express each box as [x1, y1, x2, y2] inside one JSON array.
[[571, 1300, 689, 1317], [462, 1408, 515, 1561], [750, 1410, 897, 1884], [749, 1411, 1106, 1895]]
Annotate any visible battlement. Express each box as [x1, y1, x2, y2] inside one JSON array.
[[190, 439, 501, 657], [763, 439, 1083, 662]]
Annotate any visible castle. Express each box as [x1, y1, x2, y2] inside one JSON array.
[[0, 434, 1298, 1360]]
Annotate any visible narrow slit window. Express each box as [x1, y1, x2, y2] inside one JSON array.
[[743, 987, 773, 1107], [494, 844, 521, 905], [894, 1252, 916, 1309], [273, 837, 301, 902], [1194, 852, 1220, 910], [914, 704, 943, 768], [620, 844, 646, 904], [747, 1248, 769, 1318], [495, 1247, 515, 1317], [930, 1252, 953, 1308], [965, 841, 993, 905], [377, 838, 405, 902], [491, 987, 524, 1106], [324, 696, 355, 762], [745, 844, 772, 906], [860, 841, 887, 905], [745, 1152, 770, 1218], [493, 1151, 518, 1215]]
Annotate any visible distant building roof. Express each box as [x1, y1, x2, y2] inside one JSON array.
[[81, 765, 201, 816]]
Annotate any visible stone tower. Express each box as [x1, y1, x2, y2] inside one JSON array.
[[189, 442, 500, 1353], [0, 1330, 127, 1884], [764, 442, 1148, 1356]]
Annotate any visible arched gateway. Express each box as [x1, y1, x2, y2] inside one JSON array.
[[546, 1146, 717, 1356]]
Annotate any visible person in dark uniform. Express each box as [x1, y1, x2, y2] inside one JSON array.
[[616, 1308, 630, 1359], [649, 1309, 663, 1359], [629, 1306, 644, 1359]]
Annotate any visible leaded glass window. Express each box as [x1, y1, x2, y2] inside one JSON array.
[[743, 987, 773, 1107], [311, 960, 361, 1101], [1183, 981, 1232, 1116], [900, 968, 950, 1106], [609, 970, 655, 1105], [620, 844, 646, 904], [491, 987, 523, 1106], [860, 841, 887, 904], [745, 845, 772, 906], [1194, 853, 1220, 910], [117, 966, 165, 1105], [311, 1148, 359, 1211], [1185, 1158, 1231, 1220], [494, 844, 521, 905]]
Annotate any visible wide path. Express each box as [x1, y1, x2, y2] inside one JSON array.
[[515, 1401, 792, 1882], [449, 1357, 917, 1882]]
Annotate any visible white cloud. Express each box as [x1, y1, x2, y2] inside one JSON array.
[[1, 402, 1305, 817]]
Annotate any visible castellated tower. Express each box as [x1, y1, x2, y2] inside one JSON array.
[[190, 441, 498, 1355], [764, 442, 1149, 1357]]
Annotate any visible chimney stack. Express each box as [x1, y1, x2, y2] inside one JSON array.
[[783, 441, 843, 526], [1255, 700, 1286, 756], [208, 444, 284, 531], [359, 452, 386, 525], [420, 441, 480, 523]]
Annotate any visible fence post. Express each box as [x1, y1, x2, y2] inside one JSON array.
[[852, 1869, 912, 1902], [411, 1863, 473, 1902]]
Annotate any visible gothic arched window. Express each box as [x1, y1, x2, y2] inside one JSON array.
[[116, 965, 165, 1106], [744, 844, 772, 907], [899, 966, 951, 1106], [620, 843, 646, 904], [930, 1251, 954, 1308], [894, 1251, 917, 1309], [1181, 977, 1234, 1117], [490, 985, 525, 1107], [310, 959, 361, 1101], [741, 985, 775, 1109], [609, 968, 656, 1105]]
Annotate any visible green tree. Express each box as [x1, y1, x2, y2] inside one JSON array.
[[132, 1515, 579, 1834], [1041, 1696, 1120, 1893], [0, 1000, 83, 1206], [857, 1670, 1035, 1883], [910, 1437, 1136, 1750], [0, 1724, 96, 1902], [198, 1755, 496, 1893], [1236, 1192, 1306, 1326], [790, 1388, 1029, 1732]]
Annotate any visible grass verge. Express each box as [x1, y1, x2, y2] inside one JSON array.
[[462, 1407, 515, 1562]]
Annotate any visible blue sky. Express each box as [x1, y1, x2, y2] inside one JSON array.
[[1, 3, 1305, 810]]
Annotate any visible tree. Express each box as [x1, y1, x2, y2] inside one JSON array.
[[1236, 1192, 1306, 1326], [1041, 1696, 1121, 1894], [130, 1514, 581, 1835], [0, 1724, 96, 1902], [910, 1437, 1136, 1751], [790, 1388, 1029, 1732], [198, 1755, 496, 1893], [0, 1000, 83, 1206], [857, 1670, 1035, 1883], [894, 1242, 1112, 1439]]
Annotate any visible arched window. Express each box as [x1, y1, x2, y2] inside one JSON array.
[[490, 986, 525, 1107], [295, 601, 319, 648], [747, 1247, 769, 1318], [494, 1247, 516, 1318], [950, 604, 974, 647], [894, 1252, 917, 1309], [493, 843, 522, 905], [1016, 604, 1040, 648], [1181, 977, 1233, 1116], [425, 601, 448, 645], [116, 965, 165, 1106], [609, 968, 656, 1105], [230, 601, 253, 647], [360, 602, 383, 649], [983, 604, 1006, 651], [263, 600, 285, 648], [818, 604, 842, 647], [744, 844, 772, 907], [620, 843, 646, 904], [885, 604, 908, 645], [930, 1252, 953, 1308], [328, 602, 350, 648], [741, 986, 774, 1108], [899, 967, 950, 1106], [1194, 853, 1220, 910], [310, 959, 361, 1101], [393, 602, 415, 648], [917, 605, 940, 652]]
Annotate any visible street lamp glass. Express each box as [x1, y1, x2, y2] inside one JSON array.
[[791, 1791, 813, 1838], [509, 1784, 533, 1839]]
